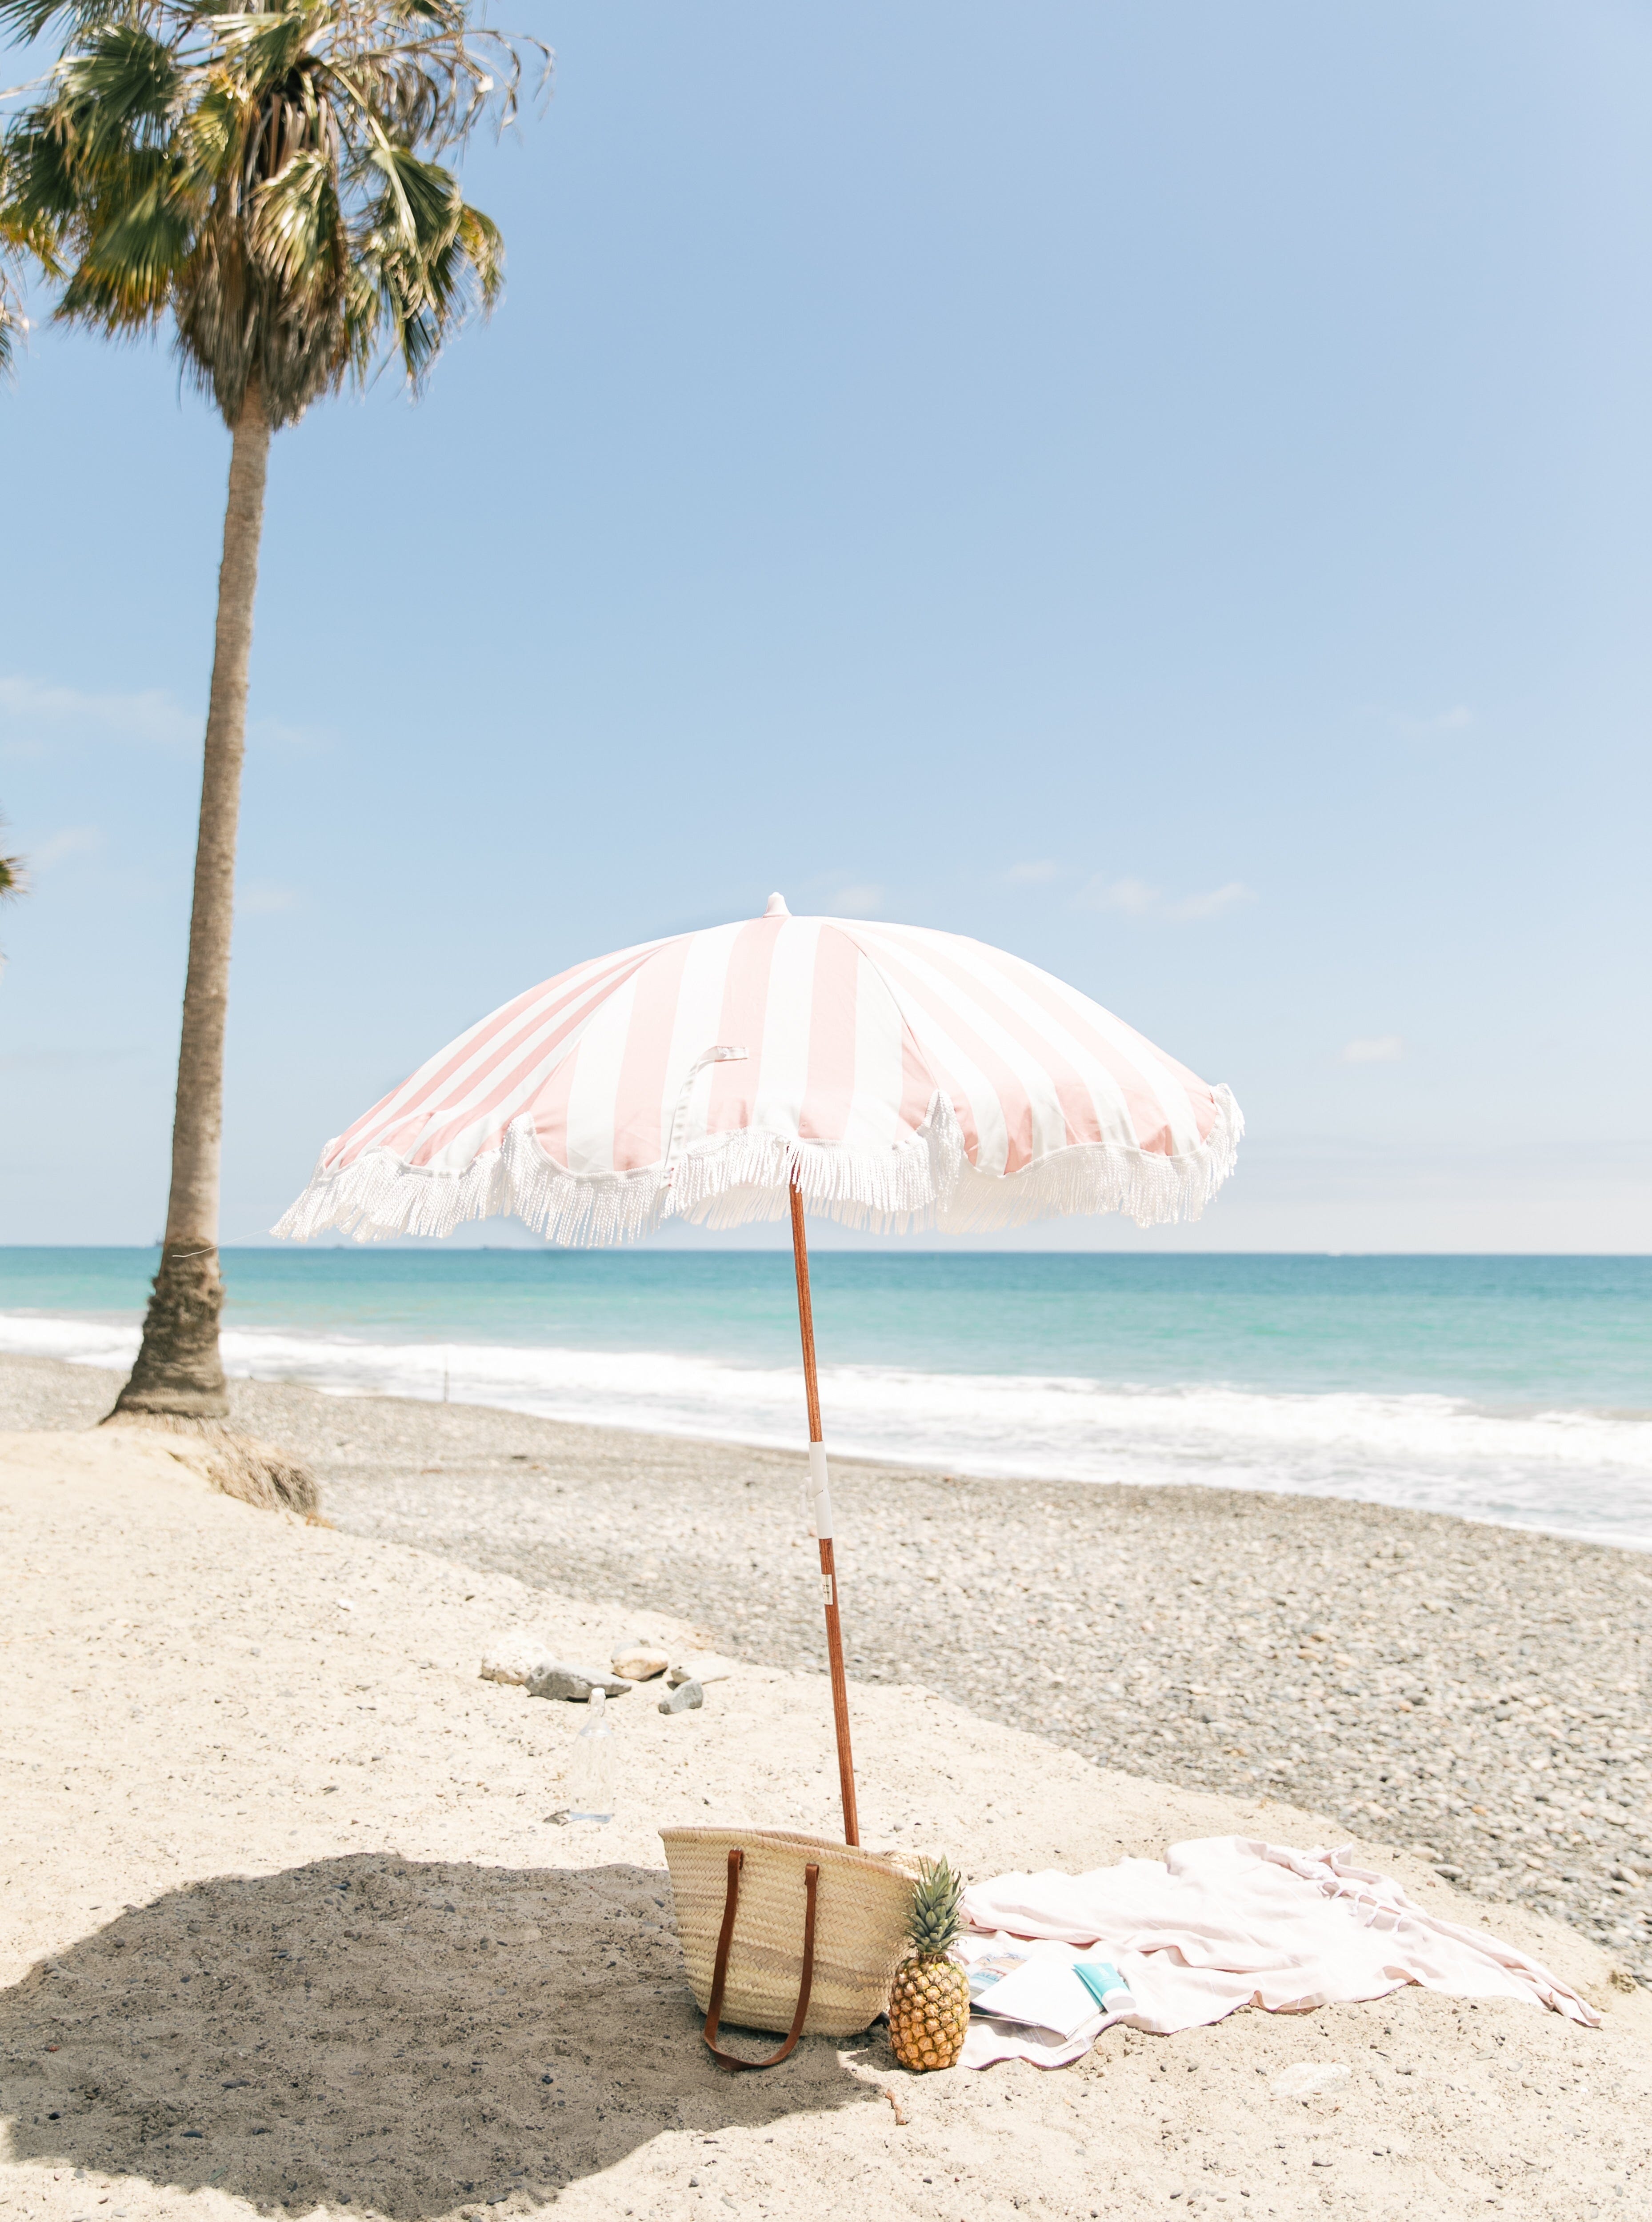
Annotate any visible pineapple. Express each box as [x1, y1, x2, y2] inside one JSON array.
[[887, 1857, 971, 2071]]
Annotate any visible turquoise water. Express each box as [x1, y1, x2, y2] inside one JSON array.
[[3, 1248, 1649, 1544], [1, 1248, 1646, 1402]]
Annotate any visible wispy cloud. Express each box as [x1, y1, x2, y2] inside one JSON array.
[[31, 824, 105, 869], [1341, 1034, 1406, 1064], [0, 675, 196, 751], [826, 882, 883, 917], [1165, 880, 1252, 923], [1079, 875, 1254, 923], [240, 880, 303, 916], [1084, 875, 1159, 917], [1399, 704, 1474, 739], [0, 1044, 145, 1072], [1005, 859, 1062, 886]]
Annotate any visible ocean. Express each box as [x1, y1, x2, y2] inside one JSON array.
[[2, 1247, 1648, 1549]]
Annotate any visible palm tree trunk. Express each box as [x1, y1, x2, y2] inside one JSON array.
[[112, 385, 271, 1421]]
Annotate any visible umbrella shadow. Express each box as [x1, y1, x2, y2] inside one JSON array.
[[0, 1853, 876, 2216]]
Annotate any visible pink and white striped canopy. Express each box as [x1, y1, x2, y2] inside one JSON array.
[[276, 895, 1242, 1244]]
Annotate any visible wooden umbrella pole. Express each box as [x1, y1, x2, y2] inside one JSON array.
[[789, 1177, 860, 1846]]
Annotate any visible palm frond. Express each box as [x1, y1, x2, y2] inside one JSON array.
[[0, 0, 119, 44], [335, 246, 380, 373], [363, 137, 452, 252], [4, 0, 539, 422], [174, 79, 245, 187], [250, 142, 340, 300], [0, 275, 20, 375], [4, 104, 87, 230], [0, 812, 26, 979], [0, 814, 26, 900], [1, 128, 68, 265], [56, 24, 182, 156], [454, 195, 497, 305], [68, 170, 196, 321], [209, 9, 308, 89]]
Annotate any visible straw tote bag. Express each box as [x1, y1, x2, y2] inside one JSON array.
[[662, 1826, 920, 2067]]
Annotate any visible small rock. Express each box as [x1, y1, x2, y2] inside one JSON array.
[[1271, 2062, 1350, 2099], [612, 1643, 669, 1682], [528, 1663, 631, 1703], [659, 1678, 704, 1714], [480, 1632, 556, 1687]]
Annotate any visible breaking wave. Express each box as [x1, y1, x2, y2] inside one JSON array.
[[5, 1308, 1650, 1550]]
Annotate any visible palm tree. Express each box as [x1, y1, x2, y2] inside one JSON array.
[[2, 0, 541, 1452], [0, 208, 34, 369], [0, 815, 25, 968]]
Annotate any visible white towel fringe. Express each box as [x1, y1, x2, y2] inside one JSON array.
[[272, 1085, 1243, 1247]]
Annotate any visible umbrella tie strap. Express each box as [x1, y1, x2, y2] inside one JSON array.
[[660, 1045, 748, 1191]]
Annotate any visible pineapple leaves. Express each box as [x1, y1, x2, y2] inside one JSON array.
[[1, 0, 542, 422], [908, 1856, 966, 1956]]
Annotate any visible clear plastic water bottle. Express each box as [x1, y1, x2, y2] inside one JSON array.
[[565, 1688, 616, 1824]]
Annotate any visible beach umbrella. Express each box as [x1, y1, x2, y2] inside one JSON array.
[[276, 894, 1242, 1842]]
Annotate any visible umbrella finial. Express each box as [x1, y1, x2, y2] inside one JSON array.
[[764, 891, 790, 918]]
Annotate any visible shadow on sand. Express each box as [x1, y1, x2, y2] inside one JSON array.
[[0, 1854, 878, 2214]]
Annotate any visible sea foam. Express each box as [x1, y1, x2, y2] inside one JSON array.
[[4, 1307, 1650, 1550]]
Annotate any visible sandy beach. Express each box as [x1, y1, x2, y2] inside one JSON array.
[[6, 1352, 1650, 1976], [3, 1368, 1652, 2218]]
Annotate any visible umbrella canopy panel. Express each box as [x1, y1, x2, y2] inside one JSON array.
[[276, 895, 1241, 1247], [276, 894, 1244, 1848]]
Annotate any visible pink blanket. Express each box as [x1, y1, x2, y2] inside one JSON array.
[[958, 1835, 1599, 2070]]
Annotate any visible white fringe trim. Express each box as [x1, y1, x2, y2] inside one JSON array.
[[936, 1083, 1244, 1233], [272, 1084, 1243, 1247]]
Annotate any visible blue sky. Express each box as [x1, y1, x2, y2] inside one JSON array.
[[2, 0, 1648, 1251]]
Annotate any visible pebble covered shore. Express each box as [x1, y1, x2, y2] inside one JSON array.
[[7, 1351, 1650, 1987]]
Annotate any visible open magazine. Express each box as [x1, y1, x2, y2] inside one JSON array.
[[960, 1937, 1137, 2042]]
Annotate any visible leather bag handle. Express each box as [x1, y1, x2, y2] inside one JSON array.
[[702, 1847, 820, 2070]]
